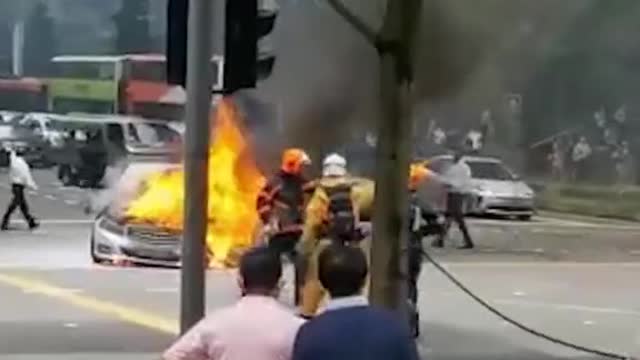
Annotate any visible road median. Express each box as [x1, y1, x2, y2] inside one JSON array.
[[537, 183, 640, 222]]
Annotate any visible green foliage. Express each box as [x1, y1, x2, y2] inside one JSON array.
[[113, 0, 152, 54], [522, 0, 640, 142], [538, 183, 640, 221]]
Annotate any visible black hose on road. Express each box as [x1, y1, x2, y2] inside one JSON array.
[[420, 249, 636, 360]]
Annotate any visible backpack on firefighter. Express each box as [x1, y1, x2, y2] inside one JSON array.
[[322, 182, 360, 244]]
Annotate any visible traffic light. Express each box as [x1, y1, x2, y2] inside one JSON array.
[[224, 0, 277, 94], [166, 0, 278, 92]]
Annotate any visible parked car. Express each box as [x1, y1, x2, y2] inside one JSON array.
[[0, 123, 52, 168], [49, 114, 182, 187], [425, 155, 535, 220], [90, 162, 183, 266], [0, 111, 24, 124], [15, 112, 66, 148]]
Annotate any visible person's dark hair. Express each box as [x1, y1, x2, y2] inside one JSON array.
[[318, 243, 368, 298], [453, 150, 464, 163], [14, 148, 26, 157], [239, 246, 282, 294]]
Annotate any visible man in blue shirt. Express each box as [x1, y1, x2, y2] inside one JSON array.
[[292, 244, 419, 360]]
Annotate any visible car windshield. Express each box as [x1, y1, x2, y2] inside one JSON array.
[[126, 123, 180, 146], [0, 125, 13, 139], [467, 161, 515, 181]]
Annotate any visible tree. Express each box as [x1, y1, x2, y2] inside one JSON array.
[[23, 2, 56, 77], [113, 0, 151, 54]]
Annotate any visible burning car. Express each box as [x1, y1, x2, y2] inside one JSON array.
[[91, 99, 266, 268], [91, 161, 184, 266]]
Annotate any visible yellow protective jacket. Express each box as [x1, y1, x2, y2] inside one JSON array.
[[297, 166, 431, 317], [300, 164, 436, 253], [299, 175, 374, 256]]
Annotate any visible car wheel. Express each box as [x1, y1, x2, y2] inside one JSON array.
[[517, 215, 532, 221], [59, 166, 74, 186]]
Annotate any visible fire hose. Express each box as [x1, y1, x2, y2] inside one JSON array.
[[419, 249, 636, 360]]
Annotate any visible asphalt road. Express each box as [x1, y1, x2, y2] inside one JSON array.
[[0, 168, 639, 359]]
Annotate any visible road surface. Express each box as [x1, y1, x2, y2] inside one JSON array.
[[0, 169, 638, 359]]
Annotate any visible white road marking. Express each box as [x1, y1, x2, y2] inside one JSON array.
[[44, 194, 57, 200], [512, 291, 527, 297], [28, 191, 38, 196], [63, 322, 79, 328], [145, 288, 178, 293], [583, 320, 595, 326], [440, 262, 640, 268], [64, 200, 80, 205], [472, 216, 640, 231], [493, 299, 640, 317], [11, 219, 93, 225], [24, 288, 84, 295]]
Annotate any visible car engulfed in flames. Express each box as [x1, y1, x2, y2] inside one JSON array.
[[91, 99, 266, 268]]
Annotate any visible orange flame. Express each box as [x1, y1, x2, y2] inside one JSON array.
[[125, 99, 266, 267]]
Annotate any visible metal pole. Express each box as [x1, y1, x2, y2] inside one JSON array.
[[180, 0, 215, 334]]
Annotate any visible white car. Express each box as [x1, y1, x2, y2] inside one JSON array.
[[91, 161, 184, 266], [427, 155, 535, 220], [17, 112, 66, 148], [0, 111, 23, 124]]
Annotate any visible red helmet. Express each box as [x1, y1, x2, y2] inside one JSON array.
[[281, 148, 311, 174], [409, 163, 431, 191]]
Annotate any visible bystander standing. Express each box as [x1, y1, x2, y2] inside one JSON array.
[[163, 246, 304, 360], [292, 244, 419, 360]]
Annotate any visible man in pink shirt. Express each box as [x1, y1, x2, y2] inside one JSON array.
[[163, 246, 304, 360]]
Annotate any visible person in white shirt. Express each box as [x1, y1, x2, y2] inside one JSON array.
[[1, 148, 39, 230], [434, 151, 474, 249], [571, 136, 592, 181]]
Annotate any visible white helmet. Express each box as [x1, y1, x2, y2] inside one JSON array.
[[322, 153, 347, 177]]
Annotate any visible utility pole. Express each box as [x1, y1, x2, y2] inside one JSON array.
[[369, 0, 422, 313], [325, 0, 421, 313], [180, 0, 219, 334]]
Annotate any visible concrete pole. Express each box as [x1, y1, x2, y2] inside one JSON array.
[[180, 0, 217, 334], [369, 0, 410, 313], [369, 0, 422, 315], [11, 21, 24, 76]]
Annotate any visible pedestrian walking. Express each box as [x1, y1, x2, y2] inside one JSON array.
[[1, 149, 39, 231], [163, 246, 304, 360], [571, 136, 592, 181], [433, 151, 474, 249], [292, 244, 419, 360]]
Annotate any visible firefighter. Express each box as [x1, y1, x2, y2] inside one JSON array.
[[256, 148, 312, 304], [298, 153, 370, 318], [407, 163, 433, 337]]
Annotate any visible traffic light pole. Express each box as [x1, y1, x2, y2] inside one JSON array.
[[180, 0, 215, 334], [368, 0, 421, 315]]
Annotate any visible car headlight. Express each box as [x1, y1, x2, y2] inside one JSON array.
[[522, 190, 535, 198], [475, 186, 494, 197], [99, 216, 126, 236]]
